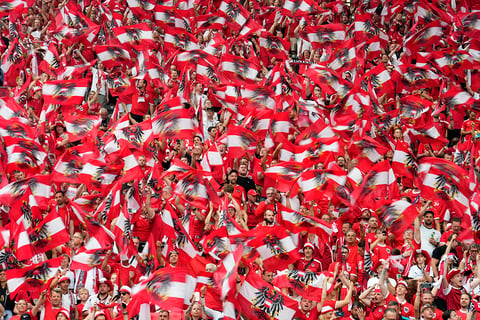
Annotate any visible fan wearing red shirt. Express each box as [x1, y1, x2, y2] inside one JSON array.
[[359, 286, 396, 320], [130, 79, 153, 124], [370, 229, 393, 262], [225, 170, 245, 207], [395, 281, 415, 320], [295, 242, 322, 272], [255, 187, 282, 224], [293, 298, 315, 320]]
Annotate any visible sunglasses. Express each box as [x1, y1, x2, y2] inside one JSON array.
[[120, 292, 129, 296]]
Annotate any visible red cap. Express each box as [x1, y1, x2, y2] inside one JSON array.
[[58, 276, 70, 283], [303, 242, 315, 250], [57, 308, 70, 319], [247, 189, 258, 196], [447, 269, 462, 283]]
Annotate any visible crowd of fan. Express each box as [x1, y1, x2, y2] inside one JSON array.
[[0, 0, 480, 318]]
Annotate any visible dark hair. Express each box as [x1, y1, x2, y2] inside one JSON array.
[[352, 301, 365, 309], [424, 210, 434, 217], [228, 170, 238, 177], [443, 310, 457, 320], [388, 301, 400, 308], [452, 217, 462, 224]]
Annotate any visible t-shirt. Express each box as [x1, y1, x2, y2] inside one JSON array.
[[420, 225, 441, 256]]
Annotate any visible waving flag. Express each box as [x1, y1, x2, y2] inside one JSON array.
[[95, 45, 132, 68], [29, 212, 70, 255], [238, 269, 298, 320], [392, 143, 417, 179], [214, 245, 243, 300], [416, 158, 473, 214], [64, 114, 100, 142], [220, 54, 261, 83], [303, 24, 346, 49], [113, 23, 154, 47], [6, 257, 63, 298], [42, 78, 89, 106], [196, 14, 227, 31], [132, 266, 187, 312], [245, 226, 300, 271], [219, 0, 250, 31], [376, 200, 418, 238]]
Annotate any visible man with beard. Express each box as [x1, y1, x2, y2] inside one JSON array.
[[82, 278, 113, 317], [259, 209, 277, 227], [414, 210, 441, 256]]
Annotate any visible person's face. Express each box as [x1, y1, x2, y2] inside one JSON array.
[[59, 280, 69, 290], [79, 291, 89, 301], [304, 247, 313, 257], [264, 210, 275, 223], [191, 304, 201, 316], [61, 255, 70, 268], [0, 271, 5, 282], [416, 254, 426, 265], [449, 311, 459, 320], [209, 128, 217, 138], [422, 309, 434, 320], [229, 172, 238, 184], [445, 153, 453, 161], [57, 313, 68, 320], [120, 292, 131, 303], [452, 221, 461, 234], [351, 305, 364, 320], [169, 253, 178, 265], [384, 311, 397, 320], [17, 300, 27, 312], [361, 209, 371, 220], [423, 213, 434, 226], [346, 231, 356, 244], [313, 86, 321, 98], [98, 283, 110, 294], [470, 111, 477, 120], [470, 247, 479, 259], [404, 229, 413, 240], [73, 233, 83, 246], [422, 294, 434, 305], [300, 298, 312, 312], [266, 190, 275, 200], [158, 311, 169, 320], [51, 293, 62, 306], [138, 156, 146, 167], [368, 217, 378, 228], [451, 273, 462, 286], [133, 238, 140, 248], [323, 310, 334, 320], [238, 165, 248, 176], [171, 70, 178, 80], [321, 214, 331, 223], [460, 294, 470, 307], [396, 284, 407, 295], [263, 271, 274, 283], [55, 193, 65, 205]]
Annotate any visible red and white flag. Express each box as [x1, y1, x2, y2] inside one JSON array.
[[113, 23, 154, 47], [245, 225, 300, 271], [219, 0, 250, 31], [303, 23, 346, 49], [220, 54, 261, 83], [42, 78, 89, 106], [238, 269, 298, 319]]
